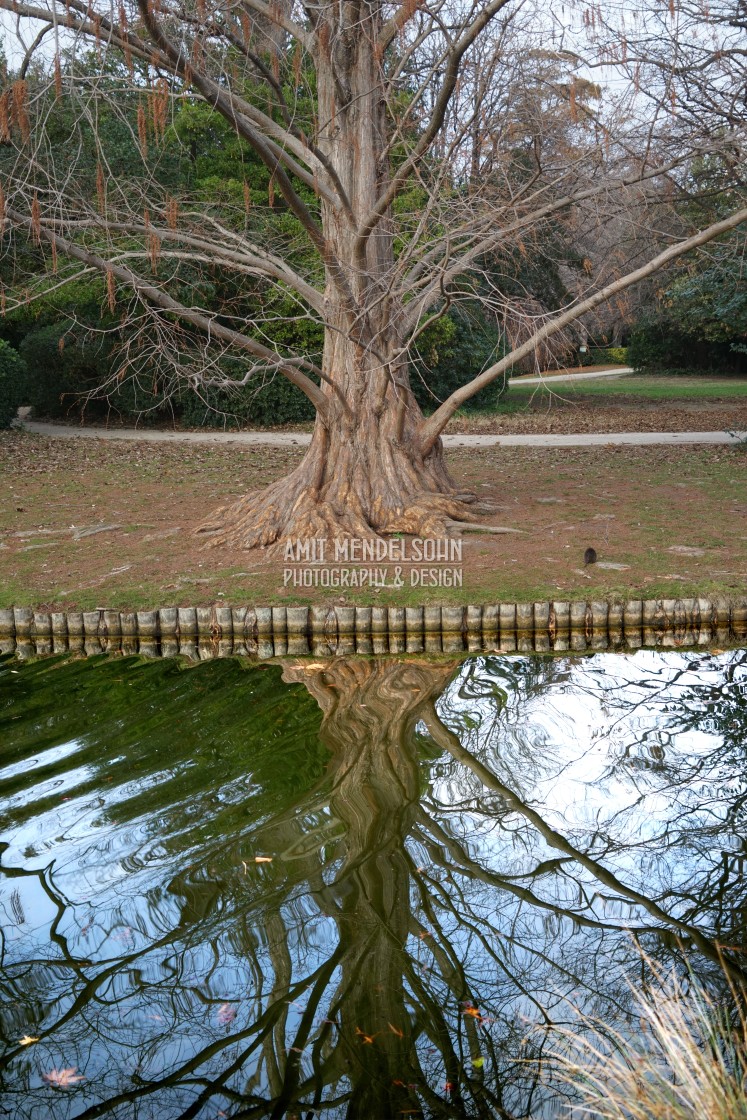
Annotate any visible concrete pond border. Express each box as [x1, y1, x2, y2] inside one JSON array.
[[1, 597, 746, 659]]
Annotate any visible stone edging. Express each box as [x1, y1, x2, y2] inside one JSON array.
[[1, 597, 746, 658]]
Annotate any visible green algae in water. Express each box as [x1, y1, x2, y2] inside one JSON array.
[[0, 649, 746, 1119]]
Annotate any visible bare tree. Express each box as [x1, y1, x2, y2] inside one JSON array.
[[0, 0, 745, 547]]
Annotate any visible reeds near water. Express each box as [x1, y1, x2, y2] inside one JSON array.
[[548, 960, 747, 1119]]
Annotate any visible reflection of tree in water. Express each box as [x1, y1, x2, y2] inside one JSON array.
[[0, 652, 746, 1119], [277, 657, 459, 1119]]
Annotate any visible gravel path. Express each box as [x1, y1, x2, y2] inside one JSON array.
[[20, 420, 746, 448]]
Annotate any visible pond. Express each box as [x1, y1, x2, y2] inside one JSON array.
[[0, 648, 746, 1119]]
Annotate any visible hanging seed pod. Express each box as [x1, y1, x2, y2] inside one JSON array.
[[96, 161, 106, 214], [568, 77, 578, 121], [13, 81, 30, 143], [152, 78, 169, 142], [292, 41, 303, 83], [106, 269, 116, 313], [137, 103, 148, 158], [54, 54, 63, 99], [0, 93, 10, 143], [240, 11, 252, 45], [30, 192, 41, 244], [148, 230, 160, 272], [165, 195, 178, 229]]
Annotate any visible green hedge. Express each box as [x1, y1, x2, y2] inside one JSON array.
[[578, 345, 628, 366], [626, 319, 746, 374], [179, 376, 316, 428], [0, 340, 26, 428], [411, 305, 507, 413], [6, 302, 507, 426]]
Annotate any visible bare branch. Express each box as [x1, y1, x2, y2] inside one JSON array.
[[6, 205, 332, 416], [420, 206, 747, 454]]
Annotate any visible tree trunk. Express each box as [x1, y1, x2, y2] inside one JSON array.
[[198, 9, 475, 551], [198, 382, 473, 550]]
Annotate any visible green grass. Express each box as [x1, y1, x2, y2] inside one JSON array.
[[506, 374, 747, 404]]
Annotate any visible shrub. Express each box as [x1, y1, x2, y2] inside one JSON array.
[[179, 375, 316, 428], [16, 323, 182, 423], [18, 323, 110, 419], [578, 345, 629, 366], [0, 340, 27, 428], [627, 318, 746, 375], [547, 958, 747, 1120], [412, 305, 508, 413]]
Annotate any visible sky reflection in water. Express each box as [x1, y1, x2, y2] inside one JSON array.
[[0, 648, 745, 1119]]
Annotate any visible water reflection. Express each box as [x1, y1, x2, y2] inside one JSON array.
[[0, 650, 745, 1118]]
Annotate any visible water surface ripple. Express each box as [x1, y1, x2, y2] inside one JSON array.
[[0, 649, 745, 1119]]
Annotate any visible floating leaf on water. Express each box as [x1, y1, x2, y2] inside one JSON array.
[[43, 1067, 86, 1087], [355, 1027, 376, 1044], [471, 1056, 485, 1068], [388, 1023, 404, 1037], [18, 1035, 39, 1046], [254, 856, 273, 863], [216, 1003, 237, 1026]]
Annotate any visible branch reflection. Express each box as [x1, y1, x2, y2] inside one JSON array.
[[0, 650, 745, 1118]]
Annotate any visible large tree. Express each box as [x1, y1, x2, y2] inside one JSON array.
[[0, 0, 745, 547]]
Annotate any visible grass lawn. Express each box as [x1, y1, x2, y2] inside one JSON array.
[[505, 373, 747, 405], [451, 372, 747, 431], [1, 431, 745, 611]]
